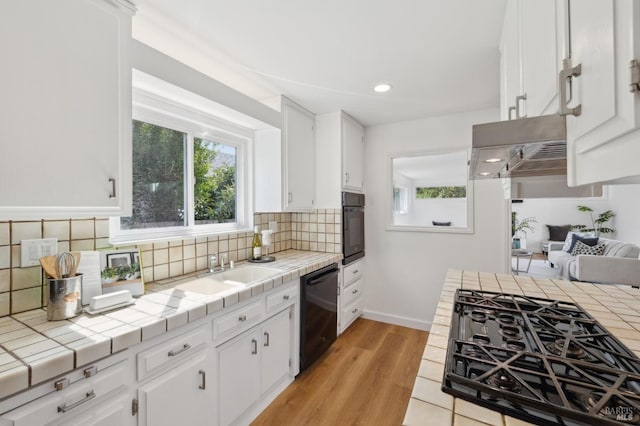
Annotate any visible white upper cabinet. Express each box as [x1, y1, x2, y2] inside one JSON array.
[[0, 0, 134, 219], [315, 111, 365, 208], [342, 114, 365, 192], [282, 97, 316, 211], [561, 0, 640, 185], [499, 0, 559, 120]]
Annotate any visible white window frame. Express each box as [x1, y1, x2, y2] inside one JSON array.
[[110, 88, 254, 244]]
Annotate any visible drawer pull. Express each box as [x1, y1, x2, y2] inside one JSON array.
[[283, 295, 290, 300], [239, 314, 247, 322], [83, 366, 97, 378], [352, 269, 359, 274], [264, 332, 270, 347], [198, 370, 206, 390], [168, 343, 191, 357], [352, 308, 358, 314], [352, 289, 358, 294], [251, 338, 258, 355], [58, 390, 96, 413], [54, 378, 70, 391]]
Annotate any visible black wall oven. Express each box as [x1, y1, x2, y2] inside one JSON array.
[[342, 192, 365, 265]]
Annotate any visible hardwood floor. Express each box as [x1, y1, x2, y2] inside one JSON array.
[[252, 318, 428, 426]]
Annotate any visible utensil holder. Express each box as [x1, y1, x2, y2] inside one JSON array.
[[47, 274, 83, 321]]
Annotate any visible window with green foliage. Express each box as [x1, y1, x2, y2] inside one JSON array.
[[110, 87, 251, 243], [415, 186, 466, 199]]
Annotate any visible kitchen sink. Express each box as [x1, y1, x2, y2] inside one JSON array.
[[174, 265, 285, 295]]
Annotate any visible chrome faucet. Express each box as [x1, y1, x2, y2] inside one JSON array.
[[220, 254, 226, 271], [209, 255, 218, 273]]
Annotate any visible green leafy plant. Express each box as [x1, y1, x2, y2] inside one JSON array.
[[512, 212, 537, 237], [574, 205, 615, 237]]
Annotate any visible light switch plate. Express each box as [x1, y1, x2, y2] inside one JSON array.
[[269, 221, 278, 232], [20, 238, 58, 268]]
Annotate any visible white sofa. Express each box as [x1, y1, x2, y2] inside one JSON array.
[[548, 235, 640, 286]]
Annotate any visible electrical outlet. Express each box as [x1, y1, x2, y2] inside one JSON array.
[[269, 221, 278, 232], [20, 238, 58, 268]]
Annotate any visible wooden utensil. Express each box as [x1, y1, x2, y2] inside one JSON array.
[[39, 255, 58, 279]]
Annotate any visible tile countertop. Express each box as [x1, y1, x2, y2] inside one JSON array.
[[0, 250, 342, 400], [403, 270, 640, 426]]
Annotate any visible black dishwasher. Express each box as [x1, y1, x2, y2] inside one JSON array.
[[299, 263, 339, 372]]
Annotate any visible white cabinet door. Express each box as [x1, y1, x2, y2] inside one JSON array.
[[342, 114, 365, 192], [137, 351, 213, 426], [260, 309, 292, 395], [218, 330, 261, 426], [520, 0, 559, 117], [282, 98, 315, 210], [499, 0, 558, 120], [0, 0, 133, 219], [564, 0, 640, 185], [499, 0, 522, 120]]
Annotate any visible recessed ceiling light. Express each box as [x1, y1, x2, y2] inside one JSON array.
[[484, 158, 503, 163], [373, 83, 392, 93], [479, 172, 492, 176]]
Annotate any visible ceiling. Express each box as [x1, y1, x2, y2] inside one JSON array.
[[394, 151, 468, 186], [133, 0, 507, 127]]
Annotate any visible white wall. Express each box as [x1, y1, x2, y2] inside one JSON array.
[[607, 184, 640, 246], [511, 196, 614, 251], [363, 108, 507, 330]]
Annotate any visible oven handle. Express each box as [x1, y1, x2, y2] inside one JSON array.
[[306, 270, 339, 286]]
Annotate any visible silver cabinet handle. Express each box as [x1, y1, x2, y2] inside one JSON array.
[[559, 58, 582, 116], [168, 343, 191, 357], [630, 59, 640, 93], [239, 314, 247, 322], [288, 192, 293, 203], [353, 269, 359, 274], [54, 378, 70, 391], [352, 289, 358, 294], [83, 366, 97, 378], [345, 172, 350, 183], [58, 390, 96, 413], [264, 332, 270, 347], [508, 106, 516, 120], [108, 177, 116, 199], [515, 93, 527, 118], [352, 308, 359, 314], [251, 338, 258, 355], [283, 294, 290, 300], [198, 370, 206, 390]]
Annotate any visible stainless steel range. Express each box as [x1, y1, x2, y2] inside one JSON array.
[[443, 289, 640, 425]]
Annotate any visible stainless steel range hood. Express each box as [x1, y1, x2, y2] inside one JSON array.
[[470, 114, 567, 179], [469, 114, 602, 198]]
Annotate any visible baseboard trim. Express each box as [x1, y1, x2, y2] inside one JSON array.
[[362, 309, 431, 331]]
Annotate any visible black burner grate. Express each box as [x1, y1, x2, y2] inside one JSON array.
[[442, 289, 640, 425]]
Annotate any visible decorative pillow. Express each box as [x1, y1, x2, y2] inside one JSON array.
[[432, 221, 451, 226], [546, 224, 572, 242], [571, 240, 606, 256], [566, 234, 599, 253]]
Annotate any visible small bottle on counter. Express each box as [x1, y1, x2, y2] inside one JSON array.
[[251, 226, 262, 260]]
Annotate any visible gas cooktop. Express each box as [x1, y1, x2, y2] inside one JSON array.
[[442, 289, 640, 425]]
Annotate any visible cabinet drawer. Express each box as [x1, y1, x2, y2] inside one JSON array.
[[343, 261, 363, 288], [266, 285, 297, 314], [341, 296, 363, 332], [137, 325, 208, 381], [0, 360, 126, 426], [213, 300, 263, 342], [341, 278, 362, 308]]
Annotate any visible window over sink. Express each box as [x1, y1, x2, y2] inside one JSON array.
[[110, 72, 253, 244]]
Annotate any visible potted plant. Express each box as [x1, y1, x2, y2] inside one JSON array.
[[101, 267, 119, 284], [512, 212, 537, 249], [575, 205, 615, 237]]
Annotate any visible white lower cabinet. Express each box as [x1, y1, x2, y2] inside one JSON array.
[[217, 307, 293, 426], [339, 259, 364, 334], [137, 350, 214, 426]]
